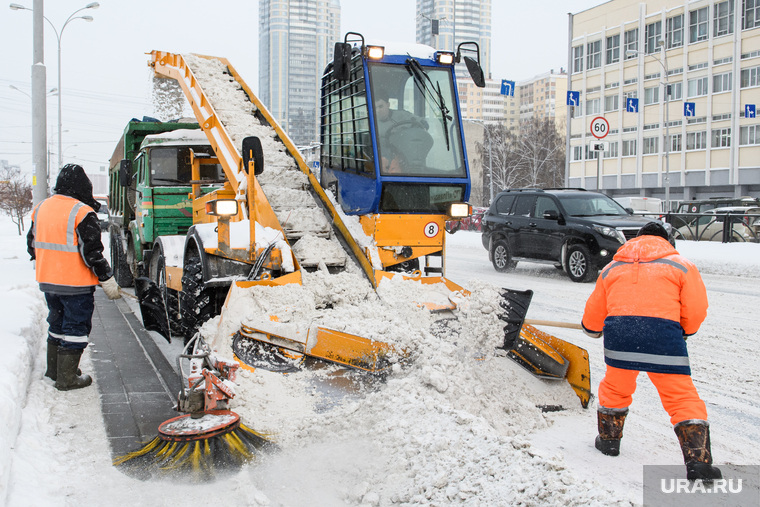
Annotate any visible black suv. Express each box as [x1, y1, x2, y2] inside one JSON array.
[[481, 188, 674, 282]]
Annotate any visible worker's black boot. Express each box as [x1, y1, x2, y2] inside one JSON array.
[[54, 348, 92, 391], [595, 407, 628, 456], [674, 420, 722, 482], [44, 338, 58, 380]]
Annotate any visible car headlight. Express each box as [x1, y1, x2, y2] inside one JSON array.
[[594, 225, 626, 244]]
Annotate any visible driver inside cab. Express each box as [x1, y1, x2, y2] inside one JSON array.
[[374, 91, 432, 175]]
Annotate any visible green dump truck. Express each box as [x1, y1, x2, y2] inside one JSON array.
[[107, 118, 225, 288]]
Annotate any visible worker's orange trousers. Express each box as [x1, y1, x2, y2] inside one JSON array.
[[598, 365, 707, 425]]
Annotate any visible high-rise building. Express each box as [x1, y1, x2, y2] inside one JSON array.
[[416, 0, 492, 79], [259, 0, 341, 146], [568, 0, 760, 204], [518, 69, 568, 133]]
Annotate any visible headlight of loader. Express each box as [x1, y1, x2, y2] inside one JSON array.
[[593, 224, 626, 244], [205, 199, 239, 217], [448, 202, 471, 219]]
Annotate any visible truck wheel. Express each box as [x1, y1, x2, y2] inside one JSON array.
[[151, 249, 186, 337], [110, 230, 134, 287], [179, 254, 223, 345], [491, 239, 516, 272], [564, 244, 597, 283]]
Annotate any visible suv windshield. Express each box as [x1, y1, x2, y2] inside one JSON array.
[[557, 193, 628, 217]]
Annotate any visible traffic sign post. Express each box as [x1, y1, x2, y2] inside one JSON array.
[[746, 104, 756, 119], [500, 79, 515, 97], [626, 97, 639, 113], [567, 91, 580, 107]]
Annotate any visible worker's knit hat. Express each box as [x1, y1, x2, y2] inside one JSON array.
[[637, 221, 670, 241], [54, 163, 101, 212]]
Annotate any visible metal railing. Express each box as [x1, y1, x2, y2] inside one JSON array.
[[638, 211, 760, 243]]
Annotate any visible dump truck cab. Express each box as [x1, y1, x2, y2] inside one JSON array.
[[320, 34, 484, 272]]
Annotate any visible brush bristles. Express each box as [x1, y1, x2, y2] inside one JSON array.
[[113, 425, 275, 480]]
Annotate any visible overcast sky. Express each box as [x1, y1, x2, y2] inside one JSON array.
[[0, 0, 602, 180]]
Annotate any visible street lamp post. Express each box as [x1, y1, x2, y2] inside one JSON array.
[[10, 2, 98, 175], [626, 40, 671, 212]]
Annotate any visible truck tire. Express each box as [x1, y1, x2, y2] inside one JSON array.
[[564, 244, 597, 283], [179, 254, 224, 344], [151, 249, 186, 338], [110, 230, 134, 287]]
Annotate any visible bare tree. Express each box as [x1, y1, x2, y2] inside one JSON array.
[[479, 118, 566, 195], [0, 165, 34, 235]]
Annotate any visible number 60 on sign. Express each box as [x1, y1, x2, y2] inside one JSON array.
[[591, 117, 609, 139]]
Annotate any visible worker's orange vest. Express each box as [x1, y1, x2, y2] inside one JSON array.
[[31, 195, 99, 288]]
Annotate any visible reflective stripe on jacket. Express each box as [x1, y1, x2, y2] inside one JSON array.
[[31, 194, 99, 290], [581, 235, 708, 375]]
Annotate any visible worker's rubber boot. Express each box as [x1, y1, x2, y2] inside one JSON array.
[[44, 338, 58, 381], [54, 348, 92, 391], [595, 406, 628, 456], [674, 420, 722, 482]]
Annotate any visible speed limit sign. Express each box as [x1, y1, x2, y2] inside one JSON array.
[[591, 117, 609, 139]]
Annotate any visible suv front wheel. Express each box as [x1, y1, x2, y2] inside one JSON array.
[[491, 239, 517, 272], [564, 244, 597, 283]]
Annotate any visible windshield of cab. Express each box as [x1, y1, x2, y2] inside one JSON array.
[[148, 146, 223, 185], [368, 62, 466, 178], [558, 193, 629, 217]]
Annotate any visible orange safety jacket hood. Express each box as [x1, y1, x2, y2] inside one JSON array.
[[581, 235, 708, 375], [31, 195, 99, 292]]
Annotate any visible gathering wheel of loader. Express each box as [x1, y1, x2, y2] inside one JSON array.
[[179, 252, 226, 344], [149, 246, 186, 337], [110, 228, 134, 288]]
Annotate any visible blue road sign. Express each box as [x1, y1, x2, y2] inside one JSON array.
[[626, 98, 639, 113], [684, 102, 696, 117], [500, 79, 515, 97], [567, 91, 580, 107], [746, 104, 757, 119]]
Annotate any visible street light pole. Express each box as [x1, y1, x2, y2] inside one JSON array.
[[10, 2, 98, 176]]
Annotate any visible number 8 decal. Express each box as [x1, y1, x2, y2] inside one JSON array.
[[424, 222, 439, 238]]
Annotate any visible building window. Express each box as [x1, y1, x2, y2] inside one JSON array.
[[686, 131, 707, 150], [646, 21, 662, 54], [573, 45, 584, 73], [643, 137, 659, 154], [604, 141, 619, 158], [714, 56, 733, 66], [711, 127, 732, 147], [742, 0, 760, 29], [713, 113, 732, 121], [572, 145, 584, 161], [689, 7, 709, 43], [585, 98, 601, 116], [606, 81, 620, 89], [713, 72, 733, 93], [585, 145, 600, 160], [606, 34, 620, 64], [740, 124, 760, 145], [605, 94, 620, 112], [622, 139, 637, 156], [644, 86, 660, 105], [666, 14, 684, 49], [741, 65, 760, 87], [714, 1, 735, 36], [668, 133, 683, 152], [624, 28, 639, 59], [687, 76, 709, 97], [587, 40, 602, 69], [665, 82, 683, 100], [644, 123, 661, 131]]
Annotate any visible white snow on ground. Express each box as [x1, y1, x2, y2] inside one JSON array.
[[2, 219, 759, 506]]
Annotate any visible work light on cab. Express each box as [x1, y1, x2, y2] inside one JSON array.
[[366, 45, 384, 59], [448, 202, 471, 219], [205, 199, 239, 217], [436, 51, 455, 65]]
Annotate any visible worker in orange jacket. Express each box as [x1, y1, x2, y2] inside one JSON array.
[[582, 222, 721, 482], [27, 164, 121, 391]]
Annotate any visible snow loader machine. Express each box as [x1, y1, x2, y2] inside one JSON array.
[[133, 33, 590, 410]]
